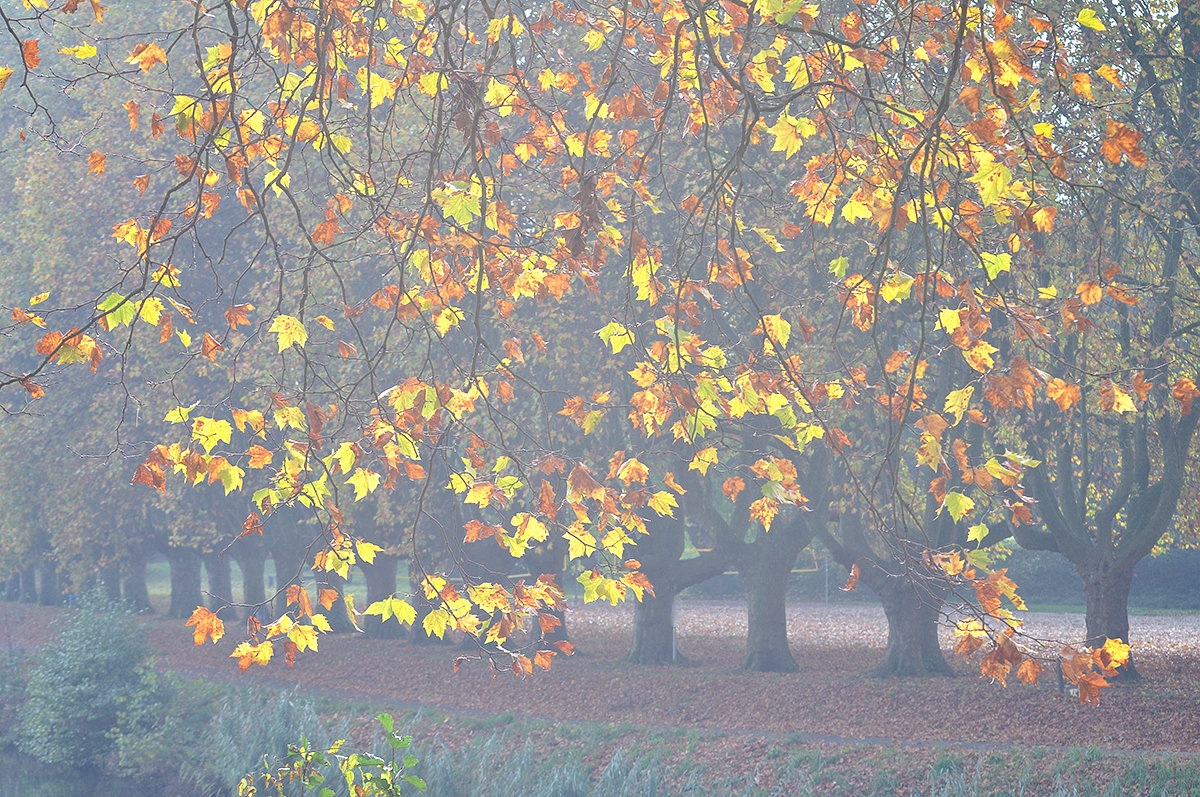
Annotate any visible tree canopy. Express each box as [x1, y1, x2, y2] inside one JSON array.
[[1, 0, 1191, 700]]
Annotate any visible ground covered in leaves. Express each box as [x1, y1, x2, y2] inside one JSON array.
[[6, 599, 1200, 794]]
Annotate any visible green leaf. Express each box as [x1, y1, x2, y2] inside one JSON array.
[[422, 608, 450, 639], [943, 491, 975, 522], [97, 292, 137, 328], [981, 252, 1012, 280], [597, 321, 635, 353], [829, 256, 849, 278], [347, 467, 380, 500], [967, 523, 989, 545]]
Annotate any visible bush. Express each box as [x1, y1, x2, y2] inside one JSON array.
[[18, 593, 157, 768]]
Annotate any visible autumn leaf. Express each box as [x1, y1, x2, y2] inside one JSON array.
[[22, 40, 40, 69], [269, 314, 307, 351], [225, 303, 255, 328], [126, 42, 167, 71], [186, 606, 225, 645], [201, 332, 224, 361], [230, 640, 273, 672], [842, 563, 860, 591], [0, 67, 13, 95], [247, 445, 272, 469]]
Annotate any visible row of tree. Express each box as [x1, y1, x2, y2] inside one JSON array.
[[0, 0, 1195, 691]]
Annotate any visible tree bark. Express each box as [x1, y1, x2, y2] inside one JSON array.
[[3, 575, 18, 601], [742, 553, 799, 672], [628, 588, 678, 665], [235, 544, 268, 621], [363, 554, 405, 639], [99, 565, 122, 601], [19, 566, 37, 603], [165, 547, 203, 619], [203, 552, 233, 612], [37, 561, 58, 606], [1078, 557, 1140, 680], [122, 555, 152, 612], [871, 577, 954, 677]]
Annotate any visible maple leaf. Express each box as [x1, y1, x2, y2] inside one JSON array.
[[126, 43, 167, 71], [247, 445, 272, 469], [22, 40, 40, 70], [230, 640, 273, 672], [224, 303, 254, 328], [317, 588, 338, 610], [0, 67, 13, 96], [87, 151, 106, 175], [186, 606, 225, 645], [842, 563, 860, 591], [268, 314, 307, 351], [201, 332, 224, 361]]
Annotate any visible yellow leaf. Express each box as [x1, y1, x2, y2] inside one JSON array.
[[269, 314, 307, 351], [423, 607, 451, 639], [647, 490, 678, 517], [355, 539, 383, 564], [347, 467, 380, 500], [1077, 8, 1106, 30], [688, 446, 718, 475], [0, 67, 12, 96], [314, 314, 334, 330], [943, 386, 974, 425]]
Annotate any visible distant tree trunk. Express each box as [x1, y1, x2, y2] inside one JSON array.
[[871, 576, 953, 677], [123, 556, 151, 612], [166, 547, 203, 619], [268, 535, 308, 617], [3, 575, 18, 601], [203, 552, 233, 612], [363, 554, 404, 639], [100, 565, 122, 601], [236, 544, 268, 621], [37, 562, 58, 606], [20, 567, 37, 603], [739, 512, 818, 673], [1079, 557, 1139, 680]]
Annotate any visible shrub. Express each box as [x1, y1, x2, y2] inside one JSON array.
[[18, 593, 155, 768]]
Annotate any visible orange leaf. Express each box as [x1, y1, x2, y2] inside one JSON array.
[[842, 563, 860, 591], [186, 606, 225, 645], [22, 40, 40, 69], [123, 99, 140, 130], [224, 303, 255, 328], [238, 512, 263, 538], [247, 444, 273, 469], [201, 332, 224, 362], [337, 340, 357, 359], [87, 151, 106, 175], [722, 476, 745, 501], [533, 649, 555, 669], [126, 42, 167, 71], [1017, 658, 1044, 684], [318, 588, 338, 610]]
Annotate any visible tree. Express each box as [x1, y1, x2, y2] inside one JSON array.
[[0, 0, 1145, 697]]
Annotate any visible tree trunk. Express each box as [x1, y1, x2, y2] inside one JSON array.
[[871, 578, 954, 677], [739, 519, 811, 673], [627, 589, 678, 665], [268, 536, 308, 617], [3, 575, 18, 601], [123, 555, 152, 612], [742, 554, 799, 673], [37, 562, 58, 606], [363, 554, 405, 639], [166, 547, 203, 619], [1079, 557, 1140, 681], [20, 567, 37, 603], [236, 545, 268, 622], [99, 565, 122, 601], [203, 553, 233, 612]]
